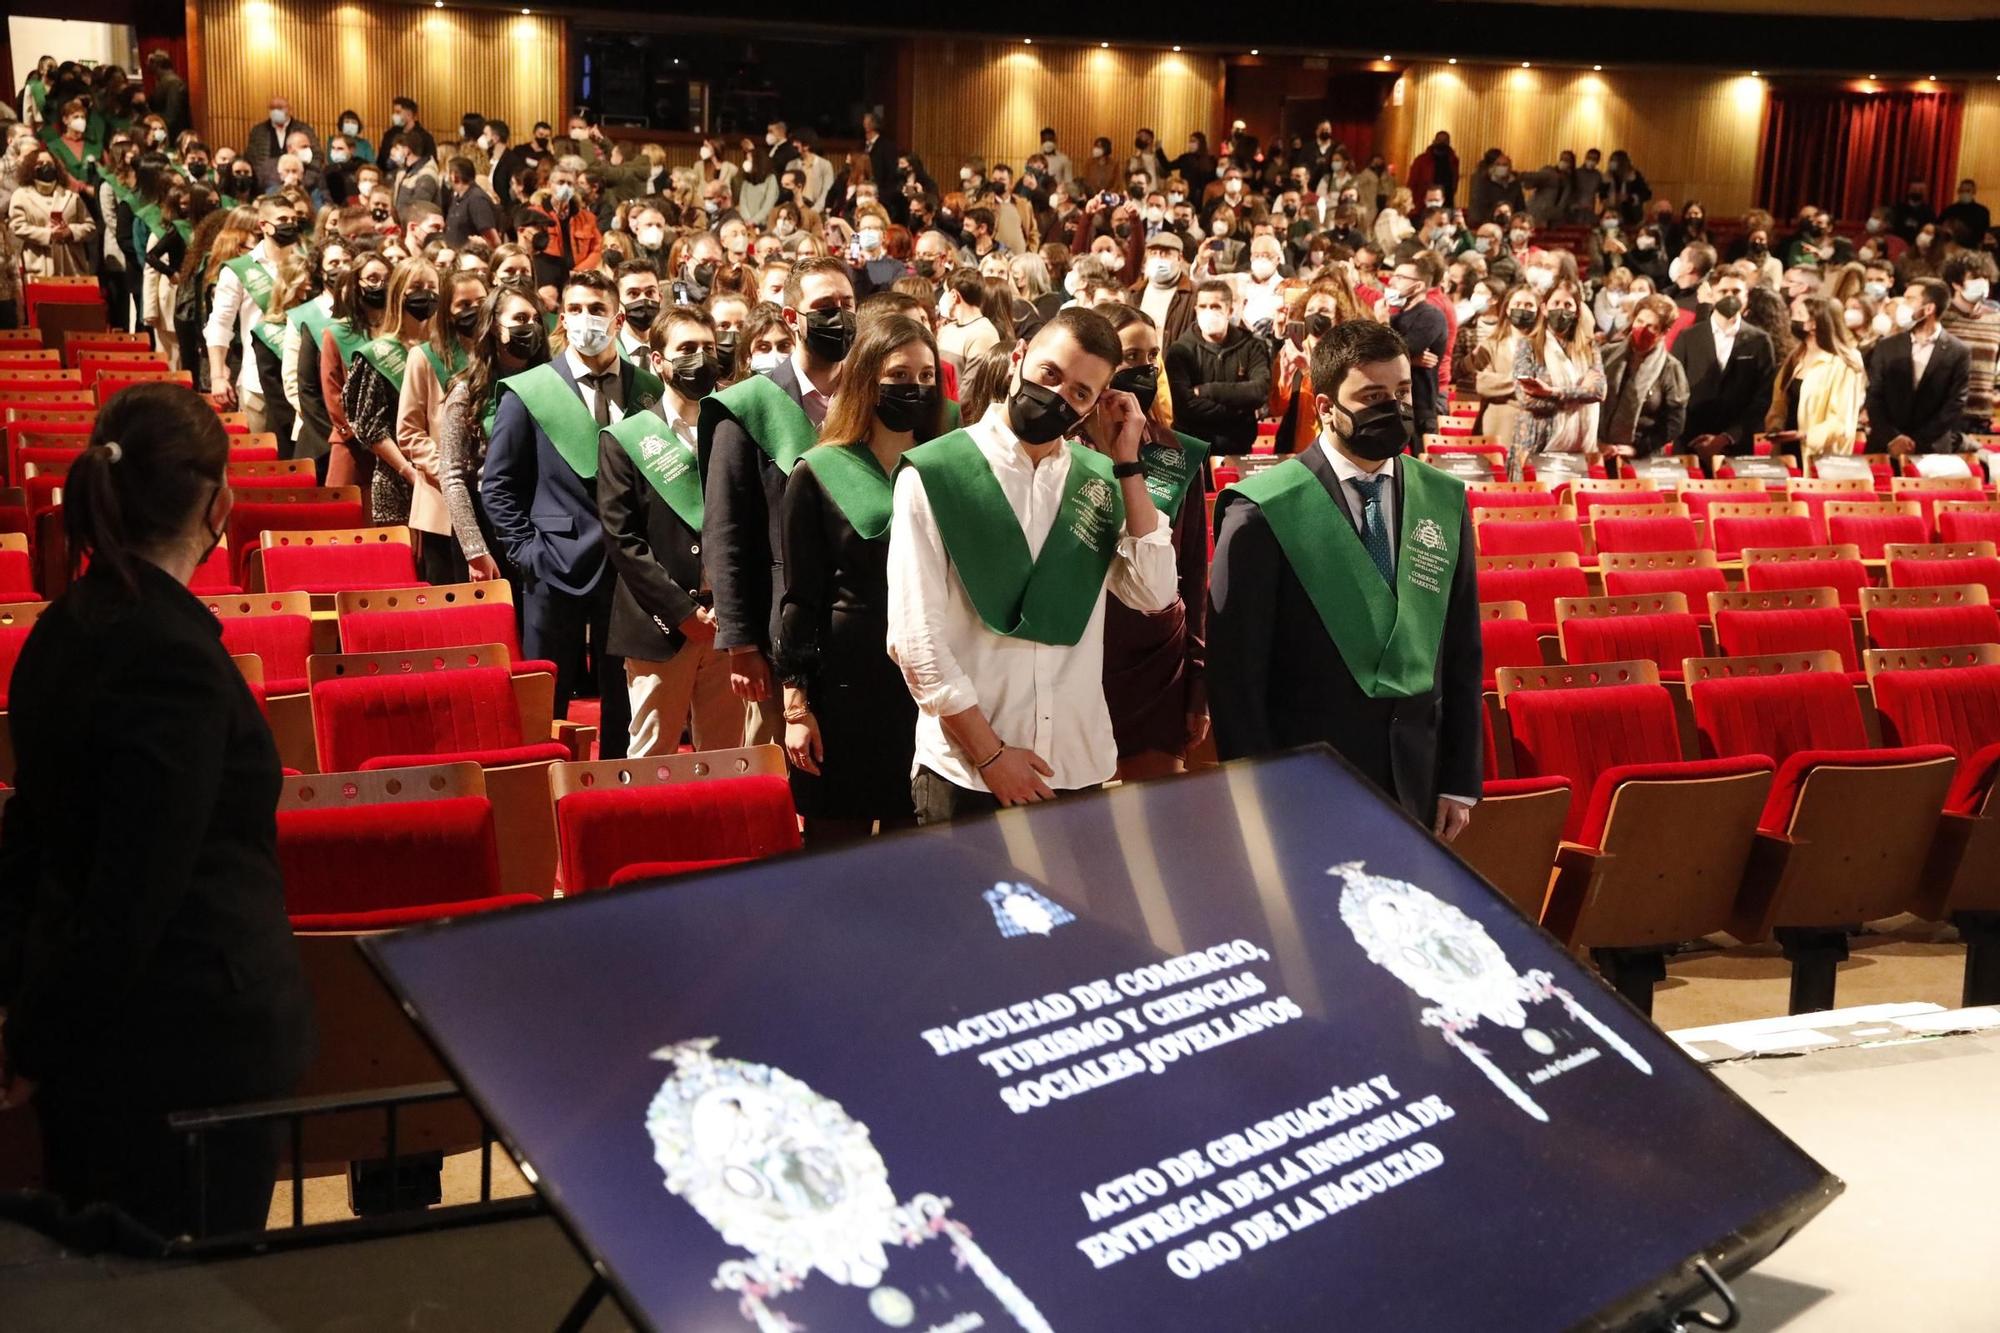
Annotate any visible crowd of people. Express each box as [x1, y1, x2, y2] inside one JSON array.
[[5, 41, 1999, 1242]]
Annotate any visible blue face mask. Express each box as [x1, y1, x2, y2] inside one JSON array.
[[1864, 280, 1889, 300]]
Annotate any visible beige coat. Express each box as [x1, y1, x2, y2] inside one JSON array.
[[395, 345, 455, 536], [8, 183, 95, 276], [1795, 346, 1866, 463]]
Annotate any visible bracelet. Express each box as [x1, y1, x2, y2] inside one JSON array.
[[783, 706, 813, 723], [1111, 459, 1146, 479], [975, 743, 1007, 770]]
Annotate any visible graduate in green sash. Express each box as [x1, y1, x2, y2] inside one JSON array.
[[598, 305, 739, 759], [887, 307, 1177, 823], [701, 255, 857, 748], [204, 196, 303, 434], [776, 315, 945, 843], [397, 268, 492, 582], [280, 239, 350, 478], [1208, 319, 1484, 840], [343, 257, 440, 525]]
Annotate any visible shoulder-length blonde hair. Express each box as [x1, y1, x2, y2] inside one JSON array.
[[818, 314, 943, 446]]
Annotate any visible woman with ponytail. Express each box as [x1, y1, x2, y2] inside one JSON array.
[[0, 383, 313, 1238]]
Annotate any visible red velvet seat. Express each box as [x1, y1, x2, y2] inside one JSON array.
[[1465, 487, 1556, 512], [1503, 676, 1686, 840], [1890, 555, 2000, 604], [338, 584, 557, 678], [607, 856, 755, 888], [1867, 605, 2000, 650], [1939, 507, 2000, 545], [1870, 659, 2000, 764], [1480, 612, 1544, 689], [1712, 512, 1816, 561], [279, 794, 504, 915], [1600, 551, 1730, 625], [0, 546, 33, 601], [1828, 510, 1929, 560], [1594, 514, 1702, 554], [313, 665, 568, 772], [1569, 486, 1667, 521], [1714, 605, 1860, 673], [209, 594, 314, 695], [226, 491, 366, 585], [1686, 652, 1957, 1009], [290, 894, 541, 932], [1476, 555, 1589, 633], [188, 541, 242, 594], [1475, 518, 1588, 561], [263, 529, 421, 596], [1789, 485, 1879, 542], [1559, 610, 1705, 680], [1895, 488, 1985, 535], [1744, 549, 1871, 612], [555, 774, 800, 893]]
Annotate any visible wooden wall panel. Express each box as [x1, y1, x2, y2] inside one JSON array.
[[1956, 84, 2000, 200], [1378, 64, 1770, 216], [194, 0, 562, 158], [906, 39, 1221, 182]]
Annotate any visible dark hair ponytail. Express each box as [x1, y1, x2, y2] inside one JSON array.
[[65, 383, 229, 592]]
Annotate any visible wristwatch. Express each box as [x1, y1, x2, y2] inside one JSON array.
[[1112, 460, 1146, 479]]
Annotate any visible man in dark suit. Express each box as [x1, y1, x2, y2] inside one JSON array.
[[701, 255, 855, 745], [863, 112, 900, 204], [483, 270, 665, 760], [1208, 320, 1483, 840], [1385, 255, 1450, 439], [599, 306, 740, 757], [1671, 265, 1775, 459], [1866, 278, 1972, 456]]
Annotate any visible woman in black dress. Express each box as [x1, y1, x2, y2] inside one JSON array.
[[777, 314, 944, 843], [0, 384, 314, 1237]]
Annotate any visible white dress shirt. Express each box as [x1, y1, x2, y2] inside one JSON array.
[[1910, 324, 1939, 384], [203, 239, 280, 395], [1319, 434, 1400, 571], [1315, 433, 1476, 808], [565, 346, 627, 426], [789, 345, 833, 427], [1709, 313, 1738, 368], [887, 405, 1177, 792]]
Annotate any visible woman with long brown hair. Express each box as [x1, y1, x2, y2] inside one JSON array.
[[320, 250, 394, 491], [344, 257, 441, 524], [775, 314, 943, 842], [437, 282, 550, 582], [1099, 303, 1210, 779], [398, 267, 489, 580], [1510, 276, 1605, 476]]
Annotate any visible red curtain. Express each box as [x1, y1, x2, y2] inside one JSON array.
[[1756, 87, 1963, 221]]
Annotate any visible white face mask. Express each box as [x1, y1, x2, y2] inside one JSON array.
[[1210, 218, 1231, 238], [1895, 302, 1919, 329], [637, 225, 665, 248], [269, 110, 287, 127], [1844, 307, 1867, 330], [857, 227, 883, 252], [478, 135, 493, 152], [1383, 287, 1407, 309], [1147, 257, 1179, 285], [552, 182, 573, 204], [392, 111, 407, 128], [1965, 278, 1991, 303], [342, 121, 359, 135], [296, 146, 312, 164], [1195, 308, 1229, 338], [150, 128, 167, 145], [1250, 256, 1277, 280], [1872, 312, 1896, 337], [750, 348, 786, 373], [68, 116, 88, 134], [564, 312, 613, 356], [766, 132, 782, 147], [1526, 268, 1555, 293]]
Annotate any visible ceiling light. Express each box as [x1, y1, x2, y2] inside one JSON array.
[[1382, 54, 1392, 61], [1521, 61, 1531, 68], [1023, 37, 1032, 45], [1447, 58, 1458, 65], [1750, 69, 1760, 76], [1172, 45, 1182, 52], [1250, 49, 1259, 56], [1592, 64, 1603, 71]]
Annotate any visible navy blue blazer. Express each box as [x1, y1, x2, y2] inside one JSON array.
[[482, 354, 660, 598]]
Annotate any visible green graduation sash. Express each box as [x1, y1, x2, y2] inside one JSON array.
[[327, 319, 373, 376], [500, 361, 665, 480], [800, 443, 896, 541], [1141, 431, 1209, 517], [39, 129, 97, 182], [603, 414, 703, 532], [698, 371, 818, 477], [288, 293, 334, 353], [905, 429, 1124, 647], [226, 253, 286, 357], [421, 343, 468, 387], [1225, 456, 1463, 699], [356, 335, 409, 393], [935, 396, 962, 440]]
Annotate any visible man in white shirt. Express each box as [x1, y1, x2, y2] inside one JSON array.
[[1672, 264, 1776, 459], [889, 307, 1175, 821], [204, 195, 298, 432], [1037, 127, 1074, 189], [614, 258, 664, 372]]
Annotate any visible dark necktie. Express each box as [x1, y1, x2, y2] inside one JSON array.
[[1349, 473, 1395, 587], [585, 370, 617, 427]]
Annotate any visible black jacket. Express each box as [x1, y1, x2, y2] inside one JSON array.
[[1671, 317, 1776, 453], [1865, 328, 1971, 453], [1207, 448, 1483, 822], [599, 418, 706, 661], [701, 359, 809, 655], [1391, 300, 1451, 439], [1166, 323, 1273, 454], [0, 562, 312, 1105]]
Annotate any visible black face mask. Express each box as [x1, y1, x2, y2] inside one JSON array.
[[1790, 319, 1809, 340], [801, 307, 856, 363], [504, 322, 542, 358], [1110, 363, 1160, 413], [1507, 306, 1538, 331], [622, 299, 661, 332], [232, 172, 256, 192], [689, 261, 718, 292], [452, 307, 481, 336], [402, 290, 438, 321], [668, 349, 721, 397], [32, 163, 58, 185], [1305, 312, 1335, 339], [1328, 398, 1414, 462], [913, 257, 940, 280], [268, 222, 300, 247], [1007, 378, 1082, 445], [875, 381, 937, 433], [715, 332, 740, 364], [1713, 294, 1743, 319], [1546, 308, 1577, 335], [186, 161, 209, 180], [358, 284, 389, 310]]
